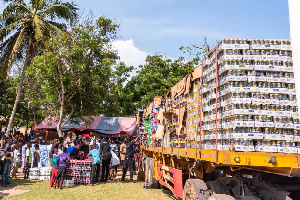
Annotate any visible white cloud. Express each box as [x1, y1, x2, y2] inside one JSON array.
[[113, 39, 148, 68]]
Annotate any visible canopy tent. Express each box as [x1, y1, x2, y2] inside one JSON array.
[[35, 116, 137, 136]]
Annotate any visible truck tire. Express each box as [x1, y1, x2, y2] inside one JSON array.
[[183, 179, 210, 200], [148, 158, 160, 189], [206, 181, 231, 195]]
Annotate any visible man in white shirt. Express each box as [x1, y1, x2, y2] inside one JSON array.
[[11, 143, 21, 179]]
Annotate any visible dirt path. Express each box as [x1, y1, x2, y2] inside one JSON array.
[[0, 187, 29, 198]]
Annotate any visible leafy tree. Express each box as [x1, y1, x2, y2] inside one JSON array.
[[27, 17, 119, 137], [121, 55, 195, 115], [103, 62, 134, 117], [0, 0, 77, 135], [0, 77, 16, 127]]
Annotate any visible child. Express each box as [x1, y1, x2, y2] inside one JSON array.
[[50, 149, 59, 187], [54, 147, 70, 189], [110, 151, 120, 181], [2, 152, 11, 187], [24, 142, 32, 179], [11, 143, 21, 179], [32, 144, 40, 168], [88, 145, 101, 185]]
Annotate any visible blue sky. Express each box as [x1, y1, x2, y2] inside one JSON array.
[[72, 0, 291, 65], [0, 0, 291, 67]]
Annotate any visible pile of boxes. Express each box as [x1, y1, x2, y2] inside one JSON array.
[[65, 159, 92, 185], [201, 39, 299, 153], [139, 38, 300, 154]]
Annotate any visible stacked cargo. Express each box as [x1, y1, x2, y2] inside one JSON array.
[[136, 111, 146, 143], [65, 159, 92, 185], [139, 38, 299, 154], [186, 78, 202, 149], [201, 39, 299, 153]]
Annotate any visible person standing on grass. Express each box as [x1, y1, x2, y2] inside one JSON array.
[[2, 152, 12, 187], [54, 147, 70, 190], [121, 136, 139, 182], [50, 148, 59, 187], [11, 143, 21, 179], [88, 144, 101, 185], [24, 142, 32, 179], [32, 144, 40, 168], [120, 139, 126, 171], [100, 137, 111, 182], [49, 137, 64, 167]]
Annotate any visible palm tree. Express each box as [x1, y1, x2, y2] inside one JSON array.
[[0, 0, 77, 136]]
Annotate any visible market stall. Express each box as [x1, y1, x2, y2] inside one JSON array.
[[35, 116, 137, 136]]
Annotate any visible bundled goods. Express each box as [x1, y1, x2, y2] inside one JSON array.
[[137, 111, 147, 145], [200, 38, 299, 153], [187, 79, 202, 149], [29, 168, 40, 180], [163, 81, 188, 148], [62, 180, 75, 188], [65, 159, 92, 185], [39, 167, 51, 180], [144, 117, 152, 146], [139, 38, 299, 154]]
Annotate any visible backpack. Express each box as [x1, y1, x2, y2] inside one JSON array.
[[101, 141, 112, 160]]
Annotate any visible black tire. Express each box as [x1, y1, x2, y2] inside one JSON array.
[[206, 181, 231, 195], [148, 158, 160, 189], [183, 179, 210, 200]]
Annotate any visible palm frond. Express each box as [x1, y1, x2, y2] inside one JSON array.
[[0, 30, 23, 77], [33, 15, 47, 42], [47, 20, 67, 31], [30, 0, 46, 12], [0, 21, 21, 41], [7, 28, 27, 72], [39, 3, 77, 23], [1, 2, 33, 21], [44, 20, 65, 37]]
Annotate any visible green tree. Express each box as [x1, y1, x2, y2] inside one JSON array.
[[121, 55, 195, 115], [27, 17, 119, 137], [103, 62, 134, 117], [0, 0, 77, 135]]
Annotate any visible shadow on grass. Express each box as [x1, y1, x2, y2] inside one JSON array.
[[161, 189, 180, 200], [9, 179, 42, 188]]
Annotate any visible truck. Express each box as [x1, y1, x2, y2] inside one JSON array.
[[137, 38, 300, 200]]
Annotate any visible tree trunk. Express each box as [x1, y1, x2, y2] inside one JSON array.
[[6, 39, 34, 137], [57, 60, 65, 138]]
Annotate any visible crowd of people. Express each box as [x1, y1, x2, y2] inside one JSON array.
[[0, 131, 141, 189]]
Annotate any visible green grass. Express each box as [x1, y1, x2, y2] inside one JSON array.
[[3, 179, 176, 200]]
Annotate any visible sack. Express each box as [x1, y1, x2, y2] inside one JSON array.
[[111, 151, 120, 166]]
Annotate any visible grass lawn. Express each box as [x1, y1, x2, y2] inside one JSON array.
[[3, 179, 176, 200]]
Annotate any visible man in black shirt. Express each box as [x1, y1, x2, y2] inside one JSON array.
[[100, 137, 111, 182], [121, 136, 139, 182]]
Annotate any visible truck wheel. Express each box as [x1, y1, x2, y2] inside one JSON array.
[[183, 179, 210, 200], [206, 181, 231, 195], [148, 158, 160, 189]]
